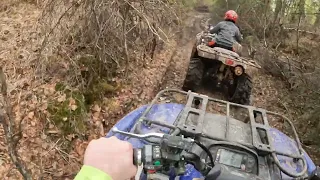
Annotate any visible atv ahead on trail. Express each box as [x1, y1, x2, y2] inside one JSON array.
[[109, 89, 319, 180], [182, 29, 261, 105]]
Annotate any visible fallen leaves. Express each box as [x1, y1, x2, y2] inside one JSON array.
[[57, 93, 66, 103], [74, 139, 88, 156], [91, 104, 101, 112], [27, 111, 34, 119], [39, 102, 48, 111], [70, 105, 77, 111], [43, 86, 55, 96], [92, 112, 100, 121], [69, 98, 78, 111]]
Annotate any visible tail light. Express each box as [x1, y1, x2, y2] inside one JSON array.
[[208, 40, 215, 46], [225, 59, 234, 66]]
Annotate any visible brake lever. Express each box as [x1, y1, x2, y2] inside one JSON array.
[[112, 127, 164, 139], [112, 127, 194, 150]]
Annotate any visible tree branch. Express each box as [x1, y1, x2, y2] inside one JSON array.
[[0, 67, 32, 180], [283, 27, 320, 36]]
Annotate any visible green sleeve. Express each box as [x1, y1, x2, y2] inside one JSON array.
[[74, 165, 112, 180]]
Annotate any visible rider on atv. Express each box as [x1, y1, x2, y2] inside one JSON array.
[[209, 10, 242, 52]]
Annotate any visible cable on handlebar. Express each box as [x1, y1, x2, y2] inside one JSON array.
[[195, 140, 214, 167]]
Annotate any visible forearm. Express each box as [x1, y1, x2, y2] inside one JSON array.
[[210, 27, 219, 34], [74, 165, 112, 180], [210, 22, 221, 34], [235, 33, 243, 43]]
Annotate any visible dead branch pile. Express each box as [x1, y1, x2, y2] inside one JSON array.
[[289, 47, 320, 145], [38, 0, 183, 88]]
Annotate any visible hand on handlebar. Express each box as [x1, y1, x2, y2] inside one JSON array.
[[83, 137, 137, 180], [208, 24, 214, 31], [112, 128, 212, 177]]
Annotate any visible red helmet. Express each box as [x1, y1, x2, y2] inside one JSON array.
[[224, 10, 238, 23]]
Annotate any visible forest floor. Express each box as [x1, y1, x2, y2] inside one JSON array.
[[0, 1, 319, 179]]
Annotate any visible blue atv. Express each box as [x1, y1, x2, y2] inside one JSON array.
[[107, 89, 320, 180]]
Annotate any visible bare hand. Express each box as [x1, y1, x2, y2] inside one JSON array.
[[83, 136, 137, 180]]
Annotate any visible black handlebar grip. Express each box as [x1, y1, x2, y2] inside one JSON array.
[[311, 167, 320, 180], [133, 148, 142, 166]]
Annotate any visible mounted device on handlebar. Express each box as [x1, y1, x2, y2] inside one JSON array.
[[109, 89, 318, 180]]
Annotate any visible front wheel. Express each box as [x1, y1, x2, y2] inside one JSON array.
[[229, 74, 252, 105], [182, 57, 204, 92]]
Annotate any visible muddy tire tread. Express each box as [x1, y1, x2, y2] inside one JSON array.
[[182, 57, 204, 92], [230, 74, 252, 105]]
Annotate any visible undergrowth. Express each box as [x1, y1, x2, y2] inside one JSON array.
[[47, 83, 88, 137]]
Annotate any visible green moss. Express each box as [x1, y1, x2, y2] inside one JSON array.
[[55, 82, 66, 91], [83, 80, 121, 104], [48, 85, 88, 136], [181, 0, 197, 8], [48, 52, 125, 134], [99, 82, 117, 93], [102, 98, 121, 112], [76, 54, 123, 104]]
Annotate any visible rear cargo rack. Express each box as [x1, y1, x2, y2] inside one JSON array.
[[197, 44, 261, 69], [132, 89, 307, 177], [196, 32, 262, 69]]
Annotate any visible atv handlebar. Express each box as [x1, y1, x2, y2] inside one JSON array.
[[272, 153, 308, 178], [113, 127, 310, 179], [113, 127, 211, 177]]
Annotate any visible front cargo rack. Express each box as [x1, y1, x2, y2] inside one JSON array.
[[132, 89, 307, 178]]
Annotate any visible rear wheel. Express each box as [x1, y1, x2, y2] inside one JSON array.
[[182, 57, 204, 92], [229, 74, 252, 105]]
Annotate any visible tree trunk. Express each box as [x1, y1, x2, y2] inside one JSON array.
[[279, 0, 287, 24], [273, 0, 283, 25], [257, 0, 271, 13], [291, 0, 305, 23], [314, 8, 320, 27], [298, 0, 306, 20]]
